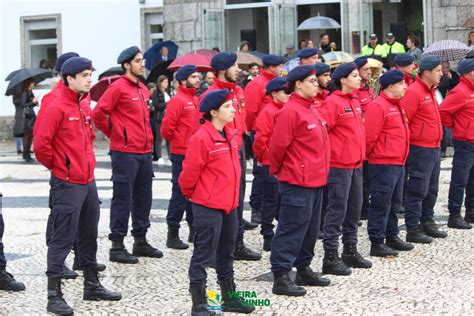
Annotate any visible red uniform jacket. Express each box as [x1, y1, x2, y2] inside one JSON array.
[[92, 75, 153, 154], [160, 86, 198, 155], [269, 93, 330, 188], [313, 89, 329, 111], [320, 90, 366, 169], [36, 80, 63, 118], [244, 70, 277, 131], [34, 84, 96, 184], [253, 99, 285, 166], [179, 121, 241, 214], [400, 76, 443, 148], [355, 83, 375, 112], [402, 71, 415, 87], [198, 78, 247, 148], [439, 76, 474, 143], [365, 92, 410, 165]]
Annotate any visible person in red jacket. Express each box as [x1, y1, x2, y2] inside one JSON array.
[[34, 57, 121, 315], [319, 62, 372, 276], [199, 51, 261, 261], [365, 70, 415, 257], [252, 77, 289, 251], [180, 89, 254, 315], [439, 58, 474, 229], [401, 55, 447, 243], [160, 64, 200, 250], [245, 54, 284, 225], [394, 53, 417, 87], [269, 65, 331, 297], [313, 62, 331, 109], [92, 46, 163, 264]]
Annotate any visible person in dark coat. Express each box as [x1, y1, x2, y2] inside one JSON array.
[[150, 75, 171, 164]]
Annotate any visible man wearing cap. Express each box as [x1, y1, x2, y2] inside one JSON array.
[[284, 44, 295, 60], [394, 53, 417, 86], [401, 55, 447, 243], [161, 64, 200, 249], [439, 58, 474, 229], [382, 32, 406, 68], [365, 70, 414, 257], [297, 48, 320, 65], [245, 54, 284, 226], [313, 62, 332, 110], [361, 34, 386, 62], [199, 51, 261, 261], [92, 46, 163, 264], [35, 57, 122, 315]]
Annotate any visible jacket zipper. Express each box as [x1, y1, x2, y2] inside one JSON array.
[[227, 130, 239, 210], [65, 154, 71, 179], [137, 85, 148, 151], [78, 97, 90, 183], [123, 127, 128, 147]]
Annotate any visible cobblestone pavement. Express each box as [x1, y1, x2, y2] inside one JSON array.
[[0, 141, 473, 315]]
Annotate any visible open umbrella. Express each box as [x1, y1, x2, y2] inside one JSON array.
[[236, 52, 262, 70], [144, 41, 178, 71], [282, 58, 301, 74], [98, 67, 124, 80], [5, 68, 53, 96], [147, 59, 174, 84], [168, 49, 218, 72], [90, 75, 121, 102], [297, 15, 341, 30], [250, 50, 266, 59], [5, 69, 23, 81], [422, 40, 471, 61], [322, 51, 354, 68]]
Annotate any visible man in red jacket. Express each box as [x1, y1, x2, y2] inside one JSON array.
[[313, 62, 331, 109], [161, 64, 200, 249], [245, 54, 284, 225], [34, 57, 121, 315], [92, 46, 163, 264], [394, 53, 416, 87], [365, 70, 415, 257], [439, 58, 474, 229], [401, 55, 447, 243]]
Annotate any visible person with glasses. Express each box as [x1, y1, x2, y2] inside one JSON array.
[[92, 46, 163, 264]]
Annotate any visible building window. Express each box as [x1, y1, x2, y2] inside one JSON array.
[[141, 9, 164, 50]]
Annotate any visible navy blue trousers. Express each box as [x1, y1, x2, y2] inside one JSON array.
[[109, 151, 153, 241], [465, 168, 474, 209], [0, 208, 6, 269], [404, 145, 440, 228], [189, 203, 238, 286], [323, 167, 363, 251], [448, 140, 474, 215], [166, 154, 193, 227], [362, 160, 371, 214], [271, 182, 323, 276], [46, 176, 99, 278], [367, 164, 404, 243], [259, 165, 279, 238], [249, 131, 263, 212]]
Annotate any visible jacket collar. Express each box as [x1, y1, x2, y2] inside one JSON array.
[[290, 92, 314, 109], [270, 99, 285, 110], [121, 74, 144, 89], [59, 82, 88, 103], [316, 89, 329, 100], [333, 89, 355, 100], [178, 85, 198, 97], [202, 120, 236, 142], [379, 91, 401, 106], [460, 75, 474, 90], [213, 78, 237, 91], [415, 75, 436, 93], [261, 70, 277, 81]]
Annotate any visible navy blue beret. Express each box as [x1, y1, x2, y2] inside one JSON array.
[[266, 77, 287, 93], [379, 70, 405, 86], [314, 63, 330, 75], [211, 51, 237, 71], [332, 62, 357, 81], [262, 54, 284, 66], [457, 58, 474, 75], [175, 64, 197, 81], [297, 48, 319, 59], [394, 53, 415, 67], [54, 52, 79, 73], [200, 89, 231, 112], [61, 57, 93, 76], [419, 55, 441, 71], [287, 65, 316, 82], [354, 56, 368, 69], [117, 46, 141, 64]]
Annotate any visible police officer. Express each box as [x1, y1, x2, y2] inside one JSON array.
[[297, 48, 320, 65], [320, 63, 372, 276], [365, 70, 415, 257], [394, 53, 417, 86], [180, 89, 254, 315], [439, 58, 474, 229], [92, 46, 163, 264], [35, 57, 121, 315], [361, 34, 386, 62], [161, 65, 200, 249], [244, 54, 284, 225], [382, 32, 406, 68], [401, 55, 448, 243], [269, 65, 330, 297], [199, 51, 261, 261], [253, 77, 289, 251]]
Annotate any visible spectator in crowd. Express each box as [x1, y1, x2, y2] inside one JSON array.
[[298, 39, 307, 50], [306, 39, 315, 48], [407, 35, 423, 62], [330, 42, 337, 52], [468, 31, 474, 48], [197, 71, 215, 96], [284, 44, 295, 60], [241, 63, 260, 88], [240, 41, 252, 52], [150, 76, 172, 165], [320, 33, 331, 53]]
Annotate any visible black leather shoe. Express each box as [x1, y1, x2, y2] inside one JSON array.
[[219, 278, 255, 314], [421, 221, 448, 238], [251, 208, 262, 224], [0, 269, 25, 291], [341, 244, 372, 269], [189, 285, 215, 316], [295, 266, 330, 287], [322, 250, 352, 275], [465, 208, 474, 223], [47, 277, 73, 315], [243, 218, 258, 230], [62, 264, 78, 280], [447, 214, 472, 230], [166, 226, 189, 249], [272, 274, 306, 296], [406, 226, 433, 244], [83, 269, 121, 301], [234, 240, 261, 261], [109, 240, 139, 264], [133, 237, 163, 258], [370, 243, 399, 257], [263, 236, 272, 251], [386, 235, 414, 251]]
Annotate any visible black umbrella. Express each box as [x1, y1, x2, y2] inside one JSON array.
[[5, 69, 24, 81], [98, 67, 124, 80], [5, 68, 53, 96], [146, 59, 174, 84]]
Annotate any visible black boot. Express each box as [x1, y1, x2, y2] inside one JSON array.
[[251, 208, 262, 224], [0, 269, 25, 291], [322, 250, 352, 275], [47, 277, 73, 315], [272, 273, 306, 296], [62, 264, 78, 280], [242, 218, 258, 230], [406, 226, 433, 244], [166, 225, 189, 250], [341, 244, 372, 269], [295, 266, 330, 287], [370, 242, 399, 257], [421, 221, 448, 238], [133, 236, 163, 258], [447, 214, 472, 230], [465, 208, 474, 223], [109, 240, 139, 264], [188, 223, 194, 243], [386, 235, 414, 251], [233, 240, 261, 261], [189, 285, 214, 316], [72, 257, 106, 272], [263, 236, 272, 252], [218, 278, 255, 314], [83, 269, 122, 301]]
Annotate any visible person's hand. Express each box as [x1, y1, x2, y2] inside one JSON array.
[[447, 72, 452, 80], [32, 98, 38, 104], [257, 162, 263, 167]]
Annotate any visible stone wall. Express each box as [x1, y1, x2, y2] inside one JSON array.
[[0, 116, 15, 141], [428, 0, 473, 44]]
